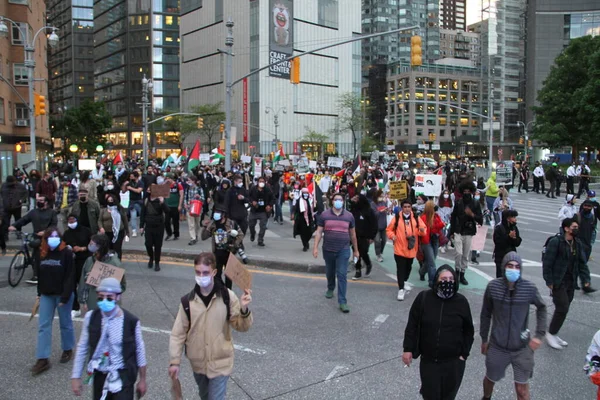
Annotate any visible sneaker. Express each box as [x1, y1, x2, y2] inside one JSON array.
[[352, 272, 362, 281], [242, 257, 249, 265], [555, 336, 568, 347], [71, 310, 81, 319], [132, 230, 137, 238], [258, 242, 265, 247], [154, 263, 161, 272], [250, 233, 256, 242], [365, 265, 372, 277], [279, 221, 283, 225], [376, 255, 383, 262], [404, 282, 414, 292], [173, 236, 179, 241], [546, 333, 564, 350], [26, 276, 38, 285], [60, 350, 73, 364], [471, 259, 479, 265], [583, 285, 597, 294], [165, 235, 172, 241], [30, 359, 50, 375], [325, 290, 334, 299], [188, 239, 197, 246], [439, 247, 446, 254], [397, 289, 405, 301], [339, 304, 350, 313]]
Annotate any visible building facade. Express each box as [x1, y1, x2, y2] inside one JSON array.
[[439, 0, 466, 31], [93, 0, 181, 159], [439, 28, 480, 66], [525, 0, 600, 124], [0, 0, 52, 179], [385, 62, 483, 157], [181, 0, 362, 158]]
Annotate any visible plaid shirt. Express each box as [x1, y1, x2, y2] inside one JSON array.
[[184, 185, 205, 206], [55, 184, 79, 209]]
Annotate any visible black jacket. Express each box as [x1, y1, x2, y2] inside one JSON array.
[[543, 234, 591, 287], [13, 208, 58, 237], [1, 182, 27, 209], [493, 221, 522, 264], [449, 198, 483, 236], [38, 247, 74, 303], [403, 267, 474, 362], [227, 185, 249, 220], [140, 198, 169, 230], [248, 186, 274, 213], [63, 225, 93, 262], [350, 195, 378, 239]]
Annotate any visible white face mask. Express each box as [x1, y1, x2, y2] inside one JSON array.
[[258, 182, 265, 188], [106, 185, 114, 190], [236, 182, 243, 188], [378, 197, 383, 202], [195, 275, 213, 288], [443, 194, 449, 199], [68, 222, 78, 229]]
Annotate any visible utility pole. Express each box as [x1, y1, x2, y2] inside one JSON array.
[[488, 83, 494, 174], [141, 75, 153, 162], [224, 18, 234, 171]]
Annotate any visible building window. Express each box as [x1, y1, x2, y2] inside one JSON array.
[[440, 129, 445, 137], [15, 104, 29, 120], [13, 64, 29, 86], [319, 0, 339, 29], [9, 0, 30, 4], [0, 98, 4, 124], [181, 0, 202, 15], [11, 22, 29, 46]]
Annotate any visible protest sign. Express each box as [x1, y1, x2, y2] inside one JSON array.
[[278, 159, 290, 166], [309, 160, 317, 170], [327, 157, 344, 168], [199, 153, 211, 162], [289, 155, 300, 165], [496, 161, 513, 186], [413, 174, 443, 197], [253, 157, 263, 177], [241, 155, 252, 164], [225, 253, 253, 290], [389, 180, 409, 200], [470, 225, 489, 251], [150, 183, 171, 199], [85, 261, 125, 287]]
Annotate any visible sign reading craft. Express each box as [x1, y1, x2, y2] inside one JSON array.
[[269, 0, 294, 79]]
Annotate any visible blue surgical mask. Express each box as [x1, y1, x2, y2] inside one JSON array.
[[333, 200, 344, 210], [474, 195, 481, 201], [47, 237, 61, 249], [97, 299, 116, 313], [505, 268, 520, 282], [88, 243, 99, 253], [591, 198, 597, 202], [214, 212, 222, 221]]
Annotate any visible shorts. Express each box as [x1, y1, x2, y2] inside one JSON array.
[[485, 344, 534, 384]]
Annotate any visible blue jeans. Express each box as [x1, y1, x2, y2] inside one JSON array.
[[422, 236, 439, 288], [193, 373, 229, 400], [129, 201, 143, 231], [274, 197, 283, 222], [36, 293, 75, 359], [323, 247, 350, 304], [485, 196, 496, 217]]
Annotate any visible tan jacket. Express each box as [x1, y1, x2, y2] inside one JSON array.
[[169, 289, 253, 378]]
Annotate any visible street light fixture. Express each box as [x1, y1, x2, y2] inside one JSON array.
[[265, 107, 286, 151], [0, 19, 8, 38], [48, 29, 59, 48], [141, 74, 153, 163]]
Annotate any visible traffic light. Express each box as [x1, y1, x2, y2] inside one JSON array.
[[410, 35, 422, 66], [34, 93, 46, 116], [290, 57, 300, 84], [519, 137, 524, 145], [528, 140, 532, 147], [197, 117, 204, 129], [219, 123, 225, 133], [15, 143, 24, 153]]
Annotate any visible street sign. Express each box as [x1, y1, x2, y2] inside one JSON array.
[[482, 122, 501, 130], [418, 143, 428, 149], [431, 144, 440, 150], [385, 145, 395, 151]]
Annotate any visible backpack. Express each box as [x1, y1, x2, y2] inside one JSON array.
[[541, 234, 560, 262], [180, 285, 231, 333]]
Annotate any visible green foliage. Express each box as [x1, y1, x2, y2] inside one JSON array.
[[180, 102, 226, 149], [338, 92, 371, 156], [301, 127, 329, 144], [50, 100, 112, 155], [533, 36, 600, 155], [361, 134, 381, 151]]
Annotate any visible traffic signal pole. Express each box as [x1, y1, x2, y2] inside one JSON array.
[[221, 22, 419, 171]]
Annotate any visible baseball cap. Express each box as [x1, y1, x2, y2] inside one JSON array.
[[588, 190, 596, 197]]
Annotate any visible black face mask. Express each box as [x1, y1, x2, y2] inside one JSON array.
[[571, 228, 579, 236], [463, 194, 472, 203], [37, 202, 45, 209], [436, 280, 456, 299]]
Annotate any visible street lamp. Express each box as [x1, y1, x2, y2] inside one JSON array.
[[0, 16, 59, 168], [516, 120, 535, 163], [383, 116, 390, 148], [265, 107, 286, 150], [141, 74, 153, 163]]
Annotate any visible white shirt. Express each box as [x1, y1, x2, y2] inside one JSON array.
[[567, 165, 577, 177], [533, 166, 545, 178], [576, 165, 590, 176]]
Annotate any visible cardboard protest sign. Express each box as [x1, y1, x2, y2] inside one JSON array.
[[413, 174, 443, 197], [225, 253, 253, 291], [470, 225, 489, 251], [389, 180, 409, 200], [85, 261, 125, 287], [150, 183, 171, 199], [327, 157, 344, 168]]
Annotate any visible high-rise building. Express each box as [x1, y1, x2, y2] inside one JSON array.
[[180, 0, 361, 157], [439, 28, 480, 66], [525, 0, 600, 124], [439, 0, 466, 31], [93, 0, 181, 158], [0, 0, 52, 178], [47, 0, 94, 117]]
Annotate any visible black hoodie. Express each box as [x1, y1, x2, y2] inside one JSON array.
[[403, 265, 475, 362], [492, 211, 522, 264], [350, 195, 378, 239]]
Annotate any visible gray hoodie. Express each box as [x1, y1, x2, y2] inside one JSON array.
[[480, 252, 547, 351]]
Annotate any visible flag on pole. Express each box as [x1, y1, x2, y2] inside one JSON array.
[[210, 148, 225, 165], [113, 151, 123, 165], [334, 169, 346, 178], [273, 146, 285, 163], [186, 140, 201, 172], [161, 153, 181, 170], [181, 147, 189, 159], [351, 154, 362, 176]]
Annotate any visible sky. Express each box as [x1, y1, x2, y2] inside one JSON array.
[[466, 0, 484, 26]]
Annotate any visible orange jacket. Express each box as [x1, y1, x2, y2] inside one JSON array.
[[386, 212, 428, 258]]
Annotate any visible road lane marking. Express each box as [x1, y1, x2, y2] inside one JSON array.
[[469, 267, 494, 282], [371, 314, 389, 329], [0, 310, 267, 355], [325, 365, 346, 381]]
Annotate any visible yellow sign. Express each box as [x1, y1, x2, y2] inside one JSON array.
[[232, 149, 239, 160], [389, 180, 409, 200]]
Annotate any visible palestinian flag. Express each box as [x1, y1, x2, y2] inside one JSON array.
[[112, 151, 123, 166], [186, 140, 201, 172], [274, 147, 285, 163], [161, 153, 181, 170], [308, 180, 325, 213], [210, 148, 225, 165], [334, 169, 346, 178], [351, 154, 361, 177], [181, 147, 188, 159]]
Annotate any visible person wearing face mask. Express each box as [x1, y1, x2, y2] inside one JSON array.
[[248, 176, 274, 247], [480, 252, 547, 400], [402, 265, 474, 400], [169, 252, 253, 400], [71, 172, 81, 189], [184, 176, 205, 246], [350, 194, 378, 280], [449, 181, 483, 286], [313, 193, 360, 313], [36, 172, 58, 209], [31, 228, 75, 376], [70, 188, 101, 234], [371, 189, 389, 263], [492, 210, 522, 278], [139, 187, 169, 271], [71, 277, 147, 399], [63, 214, 92, 318], [577, 200, 597, 263], [163, 174, 184, 241], [294, 188, 316, 252], [55, 176, 79, 231], [201, 209, 244, 289], [543, 218, 595, 350], [558, 193, 578, 224], [414, 194, 427, 216], [492, 187, 513, 226], [78, 234, 125, 314], [10, 195, 58, 284], [98, 194, 130, 260], [26, 169, 41, 210]]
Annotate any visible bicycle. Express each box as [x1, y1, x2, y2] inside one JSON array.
[[8, 232, 35, 287]]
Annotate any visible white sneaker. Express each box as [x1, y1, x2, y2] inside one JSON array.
[[556, 336, 568, 347], [71, 310, 81, 319], [132, 230, 137, 238], [439, 247, 446, 254], [377, 256, 384, 262], [397, 289, 405, 301], [546, 333, 564, 350], [404, 282, 414, 292]]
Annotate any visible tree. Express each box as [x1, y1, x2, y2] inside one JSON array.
[[50, 100, 112, 156], [338, 92, 371, 156], [533, 36, 600, 159], [180, 102, 226, 150], [301, 127, 329, 158], [361, 134, 381, 153]]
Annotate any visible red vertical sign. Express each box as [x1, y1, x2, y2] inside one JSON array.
[[243, 78, 248, 143], [293, 141, 298, 154]]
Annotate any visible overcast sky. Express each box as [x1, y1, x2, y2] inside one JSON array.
[[466, 0, 484, 26]]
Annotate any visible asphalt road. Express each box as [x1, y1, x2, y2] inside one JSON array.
[[0, 191, 598, 399]]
